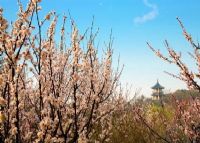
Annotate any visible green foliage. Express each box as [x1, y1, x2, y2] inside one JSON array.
[[105, 91, 198, 143]]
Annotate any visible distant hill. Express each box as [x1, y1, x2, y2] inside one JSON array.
[[142, 89, 200, 106], [165, 89, 199, 99]]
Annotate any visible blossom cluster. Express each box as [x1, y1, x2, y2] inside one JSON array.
[[0, 1, 123, 142]]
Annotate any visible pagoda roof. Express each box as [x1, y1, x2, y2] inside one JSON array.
[[152, 80, 164, 89]]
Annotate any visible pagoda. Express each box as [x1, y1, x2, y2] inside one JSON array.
[[151, 80, 164, 100]]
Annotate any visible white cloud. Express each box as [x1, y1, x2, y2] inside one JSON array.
[[134, 0, 158, 24]]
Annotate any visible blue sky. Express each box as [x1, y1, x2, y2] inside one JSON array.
[[1, 0, 200, 97]]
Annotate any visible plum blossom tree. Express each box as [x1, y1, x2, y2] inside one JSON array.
[[0, 0, 123, 142], [147, 18, 200, 142]]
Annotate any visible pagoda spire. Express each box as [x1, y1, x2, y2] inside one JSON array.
[[151, 80, 164, 100]]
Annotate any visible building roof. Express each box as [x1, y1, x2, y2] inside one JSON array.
[[152, 80, 164, 89]]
